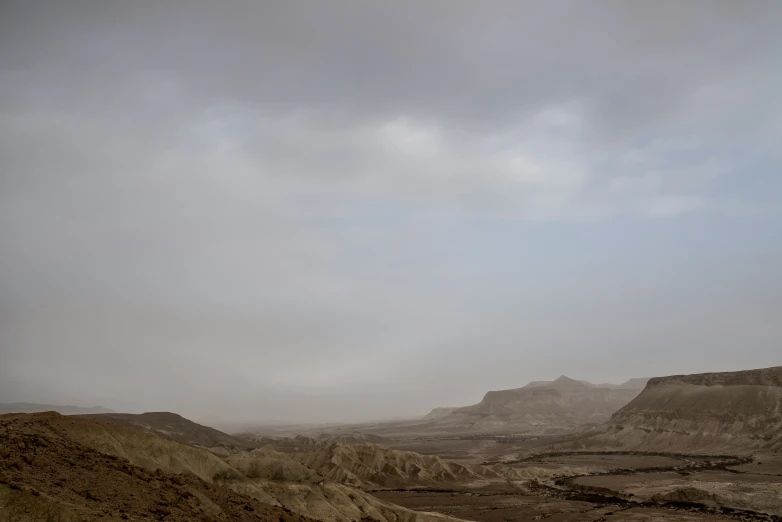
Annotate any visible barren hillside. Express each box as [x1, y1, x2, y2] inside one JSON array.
[[552, 366, 782, 454], [0, 412, 312, 522], [0, 412, 466, 522], [82, 411, 255, 455], [289, 442, 503, 488]]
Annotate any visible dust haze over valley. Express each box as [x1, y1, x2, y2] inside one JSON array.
[[2, 1, 782, 521], [2, 0, 782, 427]]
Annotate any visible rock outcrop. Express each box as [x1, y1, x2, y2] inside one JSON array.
[[554, 367, 782, 454]]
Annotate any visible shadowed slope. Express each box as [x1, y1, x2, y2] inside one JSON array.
[[82, 411, 255, 455], [0, 412, 313, 522], [1, 413, 467, 522]]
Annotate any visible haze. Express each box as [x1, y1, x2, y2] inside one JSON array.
[[1, 1, 780, 426]]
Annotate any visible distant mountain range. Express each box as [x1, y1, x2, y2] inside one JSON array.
[[522, 376, 649, 390], [423, 375, 649, 433], [0, 402, 115, 415]]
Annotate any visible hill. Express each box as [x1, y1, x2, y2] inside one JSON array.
[[552, 366, 782, 454], [288, 442, 503, 488], [0, 402, 115, 415], [82, 411, 255, 455], [226, 440, 566, 492], [426, 376, 645, 433], [422, 407, 458, 420], [0, 412, 466, 522], [0, 412, 312, 522]]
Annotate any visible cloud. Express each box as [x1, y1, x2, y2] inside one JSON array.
[[1, 1, 781, 423]]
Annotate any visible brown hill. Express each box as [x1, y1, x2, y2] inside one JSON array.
[[81, 411, 255, 456], [288, 442, 503, 488], [0, 412, 466, 522], [428, 376, 644, 433], [552, 366, 782, 454], [0, 412, 312, 522], [227, 446, 325, 482], [227, 441, 574, 492]]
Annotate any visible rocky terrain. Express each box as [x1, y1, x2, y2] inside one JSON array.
[[0, 412, 466, 522], [549, 367, 782, 455], [4, 367, 782, 521], [0, 412, 313, 522], [280, 442, 502, 488]]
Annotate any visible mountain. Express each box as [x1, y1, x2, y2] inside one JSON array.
[[422, 407, 458, 420], [0, 402, 115, 415], [614, 377, 651, 389], [555, 366, 782, 454], [81, 411, 255, 455], [424, 375, 645, 432], [524, 376, 649, 390], [523, 376, 595, 389]]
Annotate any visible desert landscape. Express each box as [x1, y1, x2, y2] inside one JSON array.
[[3, 2, 782, 521], [3, 366, 782, 521]]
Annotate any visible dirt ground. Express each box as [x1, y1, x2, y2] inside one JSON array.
[[573, 468, 782, 516], [373, 488, 741, 522], [372, 448, 782, 522], [510, 453, 695, 472]]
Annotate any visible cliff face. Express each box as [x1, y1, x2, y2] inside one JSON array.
[[561, 367, 782, 454], [643, 366, 782, 389], [613, 366, 782, 425]]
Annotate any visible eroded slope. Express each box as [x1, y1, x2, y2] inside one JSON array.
[[555, 367, 782, 454], [0, 413, 467, 522], [0, 412, 312, 522]]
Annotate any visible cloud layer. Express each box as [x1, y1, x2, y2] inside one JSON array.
[[1, 1, 781, 424]]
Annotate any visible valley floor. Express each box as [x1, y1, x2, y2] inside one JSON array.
[[373, 450, 782, 522]]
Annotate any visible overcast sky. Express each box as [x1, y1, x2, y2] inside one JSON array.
[[1, 1, 781, 426]]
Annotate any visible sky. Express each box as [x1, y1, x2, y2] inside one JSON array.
[[1, 1, 781, 426]]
